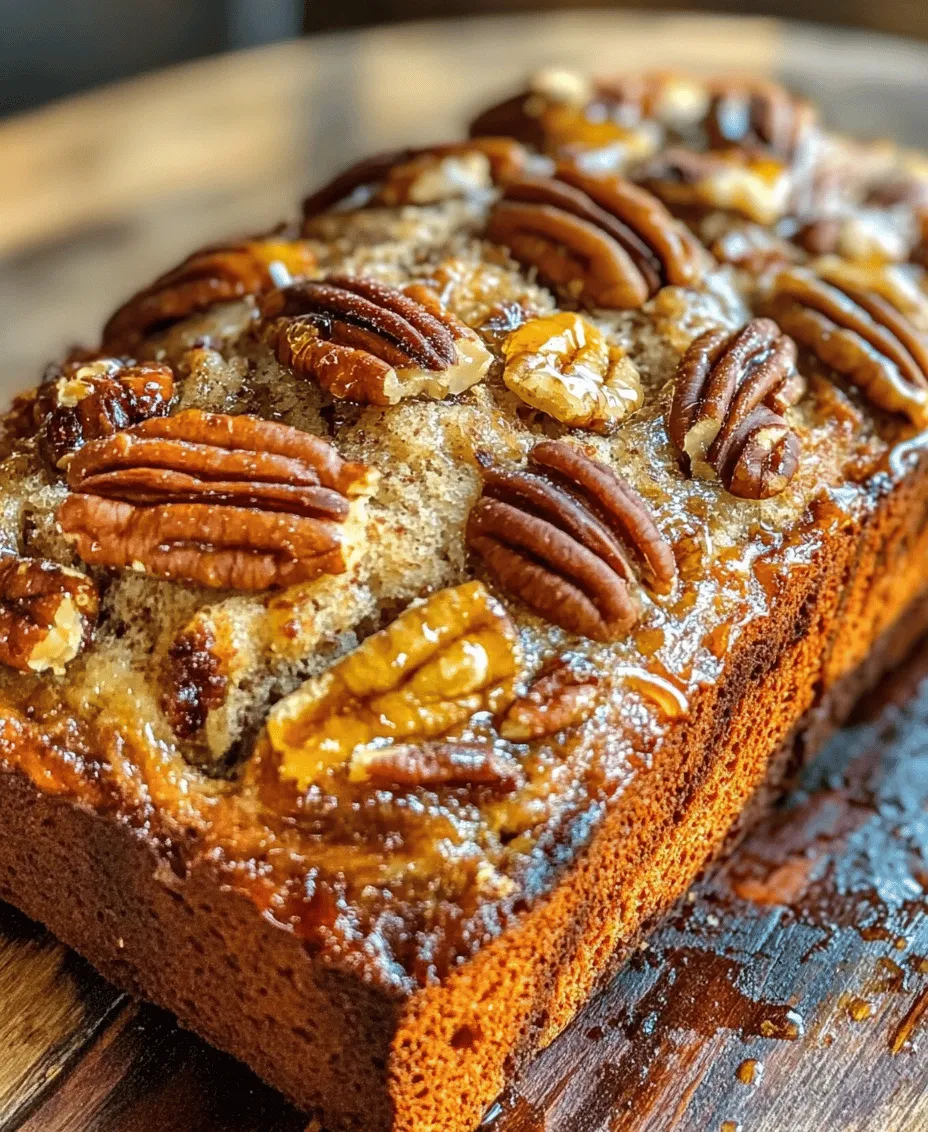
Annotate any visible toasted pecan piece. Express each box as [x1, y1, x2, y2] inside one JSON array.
[[262, 274, 493, 404], [498, 658, 599, 741], [348, 742, 523, 792], [0, 556, 98, 675], [500, 311, 643, 432], [765, 267, 928, 427], [467, 440, 676, 642], [57, 410, 377, 591], [102, 238, 317, 353], [705, 77, 817, 161], [302, 138, 527, 219], [668, 318, 803, 499], [266, 581, 521, 790], [34, 357, 174, 470], [486, 165, 704, 309]]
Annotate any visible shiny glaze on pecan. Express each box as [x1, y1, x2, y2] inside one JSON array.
[[466, 440, 676, 642], [267, 580, 520, 790], [301, 138, 527, 219], [486, 165, 704, 309], [102, 238, 318, 353], [34, 357, 174, 470], [0, 556, 98, 675], [57, 410, 376, 591], [262, 274, 492, 404], [765, 268, 928, 427], [705, 79, 817, 161], [349, 741, 523, 792], [498, 657, 599, 741], [162, 618, 229, 740], [669, 318, 803, 500]]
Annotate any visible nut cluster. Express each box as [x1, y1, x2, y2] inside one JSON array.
[[468, 70, 709, 160], [56, 410, 377, 591], [102, 238, 318, 353], [501, 311, 643, 432], [302, 138, 527, 218], [467, 440, 676, 642], [267, 581, 522, 790], [668, 318, 804, 500], [705, 79, 817, 161], [34, 357, 175, 470], [486, 165, 704, 309], [0, 556, 98, 675], [765, 267, 928, 427], [262, 274, 493, 404]]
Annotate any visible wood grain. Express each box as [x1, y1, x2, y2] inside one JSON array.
[[2, 14, 928, 1132]]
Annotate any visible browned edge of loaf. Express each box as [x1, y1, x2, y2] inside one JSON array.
[[0, 451, 926, 1132]]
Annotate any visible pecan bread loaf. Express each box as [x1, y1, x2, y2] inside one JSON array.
[[2, 71, 928, 1132]]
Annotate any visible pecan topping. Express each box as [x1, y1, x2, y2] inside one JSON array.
[[302, 139, 527, 219], [705, 79, 817, 161], [348, 742, 522, 792], [638, 147, 797, 227], [499, 658, 599, 741], [467, 440, 676, 642], [0, 556, 98, 675], [57, 410, 377, 591], [486, 166, 704, 309], [102, 238, 317, 353], [34, 357, 174, 470], [764, 268, 928, 427], [469, 70, 707, 160], [668, 318, 803, 500], [266, 581, 520, 790], [262, 275, 493, 404], [162, 616, 230, 741], [501, 312, 642, 432]]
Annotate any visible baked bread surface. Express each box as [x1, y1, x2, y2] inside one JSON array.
[[1, 69, 928, 1131]]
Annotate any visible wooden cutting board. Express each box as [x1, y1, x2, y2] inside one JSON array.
[[2, 12, 928, 1131]]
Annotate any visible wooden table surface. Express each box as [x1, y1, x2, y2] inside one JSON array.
[[1, 12, 928, 1131]]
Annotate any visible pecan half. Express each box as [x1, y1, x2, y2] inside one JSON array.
[[0, 556, 98, 675], [498, 658, 599, 741], [348, 741, 522, 791], [501, 311, 642, 432], [467, 440, 676, 642], [266, 581, 520, 790], [301, 139, 527, 219], [705, 79, 817, 161], [262, 274, 493, 404], [57, 410, 377, 591], [764, 268, 928, 427], [668, 318, 803, 500], [102, 238, 318, 353], [34, 357, 174, 470], [486, 166, 704, 309]]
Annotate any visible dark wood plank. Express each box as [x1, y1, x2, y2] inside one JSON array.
[[0, 905, 125, 1129], [487, 643, 928, 1132], [14, 1006, 303, 1132]]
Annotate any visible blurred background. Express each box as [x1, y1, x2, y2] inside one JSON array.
[[3, 1, 928, 397], [4, 0, 928, 117]]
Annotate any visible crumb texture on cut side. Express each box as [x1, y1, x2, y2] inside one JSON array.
[[1, 67, 928, 1132]]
